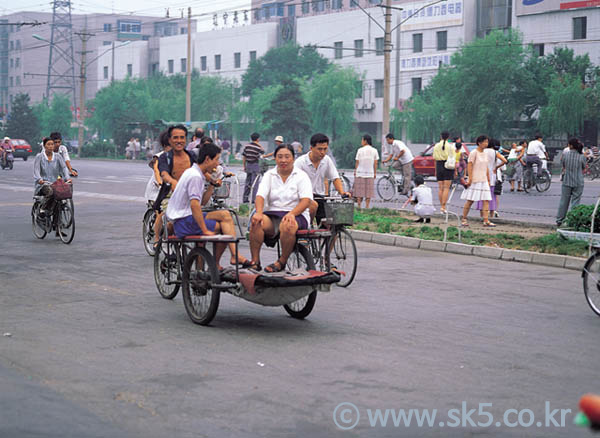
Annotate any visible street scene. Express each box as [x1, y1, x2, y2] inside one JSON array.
[[3, 0, 600, 436]]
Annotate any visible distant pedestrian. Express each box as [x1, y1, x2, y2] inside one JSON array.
[[242, 132, 264, 203], [353, 134, 379, 209], [405, 175, 434, 223], [382, 133, 413, 195], [461, 135, 494, 227], [221, 139, 231, 164], [433, 131, 453, 213], [556, 138, 586, 227], [507, 141, 525, 192], [476, 138, 506, 218], [133, 138, 141, 160], [186, 127, 204, 152]]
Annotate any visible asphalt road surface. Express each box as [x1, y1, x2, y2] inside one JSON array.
[[1, 158, 599, 437]]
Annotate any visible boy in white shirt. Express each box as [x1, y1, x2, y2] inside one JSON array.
[[403, 175, 435, 223]]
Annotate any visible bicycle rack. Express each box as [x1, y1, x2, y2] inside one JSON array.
[[590, 196, 600, 256], [444, 184, 462, 243]]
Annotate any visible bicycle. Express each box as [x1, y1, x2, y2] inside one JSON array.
[[327, 171, 352, 197], [248, 158, 273, 205], [376, 165, 410, 201], [297, 196, 358, 288], [522, 161, 552, 193], [142, 201, 157, 256], [31, 187, 75, 244], [585, 158, 600, 180]]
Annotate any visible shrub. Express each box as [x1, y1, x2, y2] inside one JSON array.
[[80, 139, 121, 158], [565, 204, 600, 232]]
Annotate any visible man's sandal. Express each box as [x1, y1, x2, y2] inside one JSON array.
[[264, 259, 286, 273], [483, 221, 497, 227], [461, 220, 469, 227]]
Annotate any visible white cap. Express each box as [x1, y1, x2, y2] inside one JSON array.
[[274, 135, 284, 143], [3, 137, 9, 141]]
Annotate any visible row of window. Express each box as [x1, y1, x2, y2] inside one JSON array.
[[7, 58, 20, 68], [355, 77, 422, 98], [412, 31, 447, 53], [103, 22, 143, 33], [102, 64, 134, 79], [331, 32, 447, 60], [7, 40, 21, 51], [166, 51, 258, 73], [7, 76, 21, 86]]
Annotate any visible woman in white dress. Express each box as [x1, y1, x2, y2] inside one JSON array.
[[461, 135, 495, 227]]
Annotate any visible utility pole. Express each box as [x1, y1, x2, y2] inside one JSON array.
[[111, 41, 115, 83], [382, 0, 392, 141], [185, 7, 192, 124], [75, 29, 94, 158]]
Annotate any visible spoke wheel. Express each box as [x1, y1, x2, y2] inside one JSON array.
[[31, 202, 47, 239], [377, 176, 396, 201], [142, 208, 157, 256], [182, 247, 220, 325], [57, 200, 75, 244], [331, 228, 358, 288], [283, 244, 317, 319], [583, 253, 600, 317], [154, 241, 180, 299], [535, 171, 551, 192], [522, 169, 532, 193]]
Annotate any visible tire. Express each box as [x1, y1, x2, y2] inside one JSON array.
[[182, 246, 220, 325], [377, 176, 396, 201], [331, 228, 358, 288], [57, 200, 75, 244], [31, 202, 47, 239], [8, 161, 12, 170], [283, 244, 317, 319], [535, 170, 551, 193], [142, 208, 157, 256], [154, 241, 180, 299], [23, 156, 28, 161], [522, 169, 532, 193], [583, 253, 600, 317]]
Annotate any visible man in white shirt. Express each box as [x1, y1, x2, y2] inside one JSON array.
[[382, 133, 413, 195], [354, 134, 380, 209], [166, 143, 249, 268], [526, 133, 548, 177], [295, 133, 351, 225]]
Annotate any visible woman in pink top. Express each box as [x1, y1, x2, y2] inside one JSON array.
[[460, 135, 495, 227]]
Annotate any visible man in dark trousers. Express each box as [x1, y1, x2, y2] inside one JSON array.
[[242, 132, 264, 203]]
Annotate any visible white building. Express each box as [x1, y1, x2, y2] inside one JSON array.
[[95, 41, 149, 90]]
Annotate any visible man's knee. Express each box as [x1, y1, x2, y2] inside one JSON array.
[[280, 221, 298, 235]]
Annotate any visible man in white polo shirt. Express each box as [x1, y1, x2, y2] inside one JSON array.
[[382, 133, 413, 195], [526, 133, 549, 177], [166, 142, 250, 268], [295, 133, 351, 226]]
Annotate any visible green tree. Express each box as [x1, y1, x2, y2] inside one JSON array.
[[6, 93, 40, 146], [241, 44, 330, 96], [262, 78, 310, 143], [34, 94, 73, 138], [538, 74, 588, 137]]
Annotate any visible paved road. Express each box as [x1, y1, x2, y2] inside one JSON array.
[[1, 159, 599, 437]]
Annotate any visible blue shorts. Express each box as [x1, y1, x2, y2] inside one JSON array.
[[173, 214, 217, 239]]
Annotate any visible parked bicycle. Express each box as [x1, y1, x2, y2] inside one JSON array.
[[523, 162, 552, 193], [31, 184, 75, 244]]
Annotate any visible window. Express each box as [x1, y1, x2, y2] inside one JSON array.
[[288, 4, 296, 16], [127, 64, 132, 76], [9, 41, 13, 50], [334, 41, 343, 59], [103, 41, 111, 45], [179, 58, 186, 73], [314, 0, 325, 11], [249, 51, 257, 62], [234, 52, 241, 68], [412, 77, 422, 95], [375, 37, 384, 56], [412, 33, 423, 52], [118, 20, 142, 33], [16, 76, 20, 86], [332, 0, 343, 8], [15, 58, 20, 68], [476, 0, 512, 38], [215, 54, 221, 70], [369, 0, 380, 3], [437, 31, 447, 50], [574, 17, 587, 39], [302, 1, 310, 13], [103, 23, 112, 32], [9, 77, 12, 87], [168, 59, 174, 74], [200, 56, 207, 71], [151, 63, 159, 75], [277, 2, 284, 16], [356, 80, 363, 98], [15, 40, 20, 50], [533, 43, 544, 57], [375, 79, 383, 98], [180, 27, 187, 35], [9, 59, 13, 68], [103, 66, 109, 79], [354, 39, 363, 57]]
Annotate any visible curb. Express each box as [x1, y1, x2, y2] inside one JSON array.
[[348, 229, 586, 271]]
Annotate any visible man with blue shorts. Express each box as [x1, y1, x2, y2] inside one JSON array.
[[166, 143, 250, 269]]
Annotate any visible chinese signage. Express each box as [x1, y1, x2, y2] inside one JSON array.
[[401, 53, 451, 70], [400, 0, 463, 31], [516, 0, 600, 15]]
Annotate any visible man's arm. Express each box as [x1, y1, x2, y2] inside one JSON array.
[[190, 199, 214, 235], [201, 185, 214, 206], [332, 178, 349, 197]]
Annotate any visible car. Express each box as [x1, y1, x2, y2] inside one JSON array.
[[412, 142, 474, 176], [6, 139, 34, 160]]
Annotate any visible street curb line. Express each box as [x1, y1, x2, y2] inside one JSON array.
[[348, 229, 586, 271]]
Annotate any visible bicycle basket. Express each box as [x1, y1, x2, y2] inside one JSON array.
[[324, 199, 354, 226], [213, 181, 231, 199], [51, 179, 73, 201]]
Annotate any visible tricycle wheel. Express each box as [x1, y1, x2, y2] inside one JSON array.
[[583, 252, 600, 317], [283, 244, 317, 319], [154, 240, 180, 299], [182, 247, 220, 325]]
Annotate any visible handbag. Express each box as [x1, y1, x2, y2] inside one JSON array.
[[51, 179, 72, 200], [444, 143, 456, 170]]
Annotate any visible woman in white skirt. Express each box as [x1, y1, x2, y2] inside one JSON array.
[[461, 135, 495, 227]]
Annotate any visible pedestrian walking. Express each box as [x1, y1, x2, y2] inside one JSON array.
[[353, 134, 379, 209], [461, 135, 494, 227], [242, 133, 264, 203], [221, 139, 231, 164], [433, 131, 453, 213], [382, 133, 413, 195], [556, 138, 587, 227]]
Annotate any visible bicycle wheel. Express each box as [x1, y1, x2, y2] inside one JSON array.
[[522, 169, 532, 193], [182, 246, 220, 325], [583, 252, 600, 317], [591, 162, 600, 180], [331, 228, 358, 287], [57, 200, 75, 244], [329, 175, 352, 196], [283, 244, 317, 319], [377, 176, 396, 201], [154, 241, 180, 299], [142, 208, 157, 256], [31, 202, 47, 239], [535, 170, 551, 192]]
